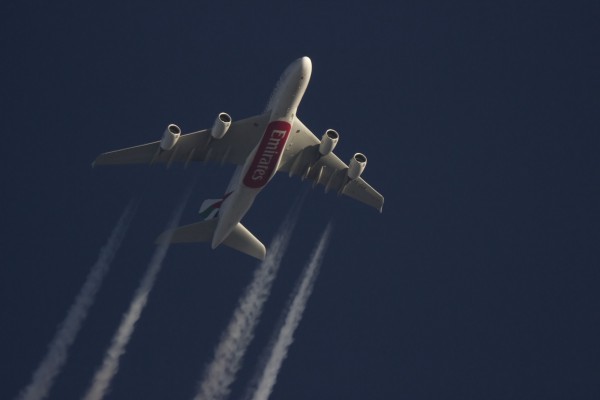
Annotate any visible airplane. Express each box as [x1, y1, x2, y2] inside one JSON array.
[[93, 56, 383, 260]]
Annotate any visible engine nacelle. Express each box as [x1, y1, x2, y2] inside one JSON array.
[[319, 129, 339, 156], [211, 112, 232, 139], [347, 153, 367, 180], [160, 124, 181, 151]]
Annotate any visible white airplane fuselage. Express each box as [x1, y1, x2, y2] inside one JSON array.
[[211, 57, 312, 249]]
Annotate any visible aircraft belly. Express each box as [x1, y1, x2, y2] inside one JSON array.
[[211, 186, 259, 248]]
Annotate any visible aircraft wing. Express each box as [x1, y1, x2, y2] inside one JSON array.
[[93, 114, 270, 167], [279, 118, 384, 212]]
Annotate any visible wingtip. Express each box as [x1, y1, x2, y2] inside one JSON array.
[[258, 245, 267, 261], [91, 154, 105, 168], [251, 242, 267, 261]]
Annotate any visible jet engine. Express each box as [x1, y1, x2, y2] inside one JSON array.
[[160, 124, 181, 151], [347, 153, 367, 180], [211, 112, 232, 139], [319, 129, 339, 156]]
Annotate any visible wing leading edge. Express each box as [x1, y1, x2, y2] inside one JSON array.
[[93, 114, 270, 167], [93, 113, 383, 212], [279, 118, 384, 212]]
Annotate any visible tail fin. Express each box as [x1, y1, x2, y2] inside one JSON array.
[[156, 220, 266, 260], [198, 192, 233, 220], [198, 198, 222, 220]]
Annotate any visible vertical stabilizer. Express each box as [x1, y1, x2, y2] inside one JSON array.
[[199, 199, 222, 220], [199, 192, 233, 220]]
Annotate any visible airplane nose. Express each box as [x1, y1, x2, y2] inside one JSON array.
[[299, 56, 312, 70], [297, 56, 312, 78]]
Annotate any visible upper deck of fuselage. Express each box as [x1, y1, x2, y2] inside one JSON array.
[[266, 56, 312, 122]]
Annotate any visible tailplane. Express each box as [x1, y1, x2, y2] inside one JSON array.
[[156, 220, 266, 260]]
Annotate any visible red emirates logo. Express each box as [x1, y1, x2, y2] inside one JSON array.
[[243, 120, 291, 188]]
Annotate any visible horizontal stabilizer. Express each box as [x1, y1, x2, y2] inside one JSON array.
[[156, 220, 266, 260], [157, 219, 218, 244], [224, 223, 266, 261]]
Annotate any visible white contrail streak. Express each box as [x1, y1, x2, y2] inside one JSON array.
[[82, 190, 191, 400], [245, 223, 332, 400], [15, 203, 136, 400], [193, 203, 303, 400]]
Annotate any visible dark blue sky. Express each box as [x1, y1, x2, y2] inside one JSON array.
[[2, 1, 599, 399]]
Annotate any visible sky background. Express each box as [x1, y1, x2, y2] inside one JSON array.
[[2, 1, 599, 399]]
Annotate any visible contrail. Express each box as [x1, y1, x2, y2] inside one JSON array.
[[193, 201, 303, 400], [244, 223, 332, 400], [15, 203, 136, 400], [82, 189, 191, 400]]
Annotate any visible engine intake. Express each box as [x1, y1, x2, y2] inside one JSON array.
[[347, 153, 367, 180], [160, 124, 181, 151], [211, 112, 232, 139], [319, 129, 339, 156]]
